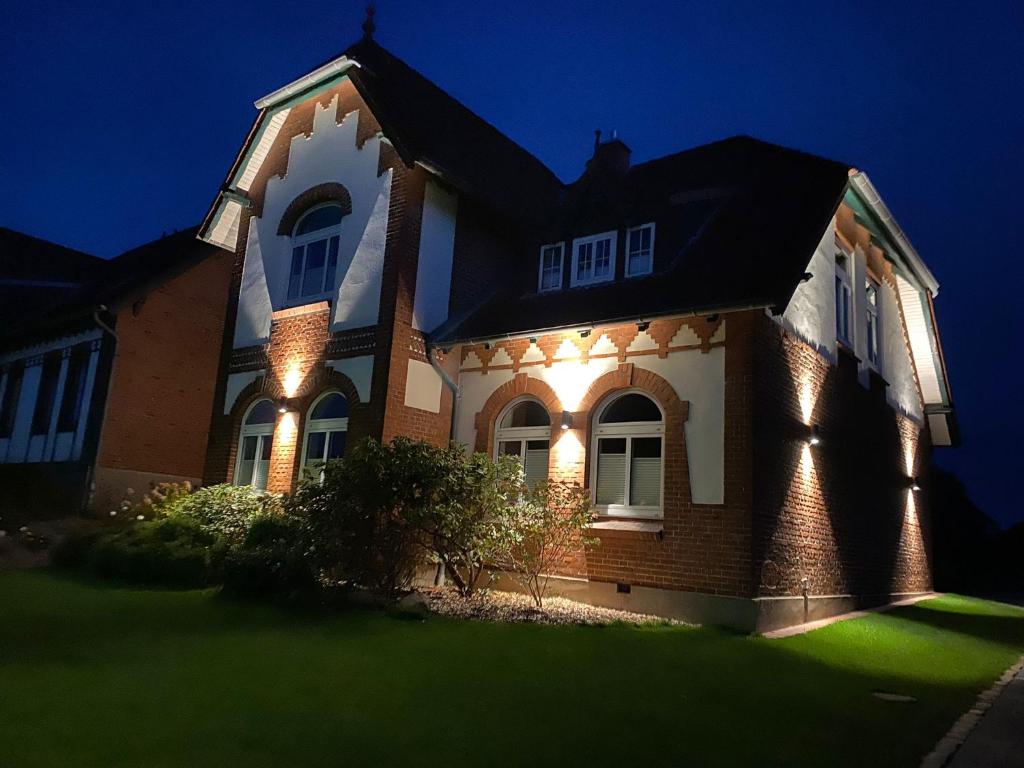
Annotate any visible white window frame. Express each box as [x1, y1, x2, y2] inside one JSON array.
[[235, 399, 276, 491], [571, 231, 617, 288], [589, 390, 665, 519], [285, 203, 344, 306], [625, 223, 656, 278], [835, 253, 853, 347], [300, 391, 349, 477], [865, 278, 882, 370], [494, 397, 552, 487], [537, 243, 564, 292]]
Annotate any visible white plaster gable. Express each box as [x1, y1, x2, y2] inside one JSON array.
[[490, 347, 512, 367], [412, 180, 458, 332], [627, 330, 658, 353], [669, 324, 701, 348], [520, 342, 545, 364], [882, 281, 923, 421], [223, 370, 266, 415], [589, 333, 617, 357], [326, 355, 374, 402], [234, 94, 393, 348], [778, 222, 838, 361], [554, 338, 580, 360]]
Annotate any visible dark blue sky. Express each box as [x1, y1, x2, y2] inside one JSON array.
[[2, 1, 1021, 525]]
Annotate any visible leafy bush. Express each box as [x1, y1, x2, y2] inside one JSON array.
[[60, 516, 227, 588], [166, 484, 282, 545], [491, 480, 596, 608], [221, 512, 317, 600]]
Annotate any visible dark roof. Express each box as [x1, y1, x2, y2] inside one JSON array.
[[0, 227, 106, 326], [435, 136, 851, 343], [1, 227, 220, 349], [338, 39, 563, 226]]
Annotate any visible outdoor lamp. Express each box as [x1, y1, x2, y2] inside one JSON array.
[[561, 411, 573, 430]]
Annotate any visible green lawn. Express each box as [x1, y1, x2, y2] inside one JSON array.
[[2, 571, 1023, 767]]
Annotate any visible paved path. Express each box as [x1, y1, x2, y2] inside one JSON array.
[[947, 666, 1024, 767]]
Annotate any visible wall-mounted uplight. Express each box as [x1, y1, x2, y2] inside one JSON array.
[[636, 321, 650, 332], [560, 411, 573, 430], [579, 329, 591, 338], [808, 425, 822, 447], [277, 399, 296, 414], [910, 478, 922, 492]]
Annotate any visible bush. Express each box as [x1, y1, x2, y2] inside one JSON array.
[[166, 484, 282, 545], [68, 516, 227, 588], [491, 480, 596, 608], [221, 513, 317, 600]]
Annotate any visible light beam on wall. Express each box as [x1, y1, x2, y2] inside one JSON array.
[[282, 360, 303, 398]]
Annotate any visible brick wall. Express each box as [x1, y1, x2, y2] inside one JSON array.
[[95, 247, 234, 483], [751, 311, 932, 599]]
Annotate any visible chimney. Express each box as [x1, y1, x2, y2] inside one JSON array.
[[588, 130, 631, 177]]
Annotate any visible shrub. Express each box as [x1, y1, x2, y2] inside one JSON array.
[[81, 516, 227, 588], [166, 484, 282, 545], [491, 480, 596, 608], [221, 510, 318, 600]]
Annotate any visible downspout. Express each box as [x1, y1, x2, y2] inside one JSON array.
[[426, 336, 460, 587], [83, 305, 118, 513]]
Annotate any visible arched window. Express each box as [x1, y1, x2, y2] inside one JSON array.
[[495, 398, 550, 488], [236, 399, 276, 491], [288, 203, 344, 301], [591, 391, 664, 518], [301, 392, 348, 475]]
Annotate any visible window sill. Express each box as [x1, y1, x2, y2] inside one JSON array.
[[588, 519, 664, 540], [271, 301, 332, 321]]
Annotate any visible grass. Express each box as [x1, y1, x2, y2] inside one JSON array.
[[1, 571, 1023, 767]]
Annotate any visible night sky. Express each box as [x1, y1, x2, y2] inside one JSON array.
[[1, 1, 1021, 525]]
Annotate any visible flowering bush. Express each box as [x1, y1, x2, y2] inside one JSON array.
[[166, 484, 283, 545]]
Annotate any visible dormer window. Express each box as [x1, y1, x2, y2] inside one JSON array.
[[835, 253, 852, 346], [538, 243, 564, 292], [626, 223, 655, 277], [571, 231, 616, 287], [287, 203, 344, 302]]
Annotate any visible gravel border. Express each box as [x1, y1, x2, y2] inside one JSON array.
[[421, 587, 690, 627]]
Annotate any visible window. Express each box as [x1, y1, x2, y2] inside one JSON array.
[[301, 392, 348, 477], [538, 243, 564, 292], [495, 399, 550, 488], [0, 363, 24, 438], [625, 223, 655, 277], [571, 231, 617, 287], [287, 203, 344, 302], [591, 392, 664, 518], [57, 345, 90, 433], [835, 254, 852, 346], [31, 354, 61, 436], [235, 399, 276, 491], [865, 279, 882, 369]]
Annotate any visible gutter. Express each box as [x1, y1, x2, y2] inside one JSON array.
[[254, 56, 361, 109], [434, 301, 772, 349], [426, 337, 460, 440], [848, 171, 940, 296]]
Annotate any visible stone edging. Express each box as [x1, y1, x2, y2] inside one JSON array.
[[920, 655, 1024, 768]]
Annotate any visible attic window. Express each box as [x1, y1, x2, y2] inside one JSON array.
[[571, 231, 616, 288], [625, 223, 655, 277], [538, 243, 564, 292], [287, 203, 344, 302]]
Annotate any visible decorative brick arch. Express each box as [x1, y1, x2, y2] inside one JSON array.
[[473, 373, 563, 454], [577, 363, 692, 506], [224, 375, 276, 485], [276, 182, 354, 235]]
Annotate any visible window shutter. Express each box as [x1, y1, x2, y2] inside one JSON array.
[[629, 456, 661, 506], [523, 446, 549, 489], [596, 453, 626, 505]]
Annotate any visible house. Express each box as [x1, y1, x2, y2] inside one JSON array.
[[197, 27, 956, 630], [0, 228, 233, 516]]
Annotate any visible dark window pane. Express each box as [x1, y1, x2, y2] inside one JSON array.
[[323, 236, 339, 292], [500, 400, 549, 428], [326, 430, 346, 459], [241, 435, 259, 461], [301, 239, 327, 296], [295, 204, 343, 235], [600, 393, 661, 423], [57, 346, 89, 432], [632, 437, 662, 458], [288, 247, 303, 299], [0, 364, 24, 438], [246, 400, 277, 425], [598, 437, 627, 455], [498, 441, 522, 457], [259, 434, 273, 461], [31, 354, 61, 435], [310, 392, 347, 420], [305, 431, 327, 464]]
